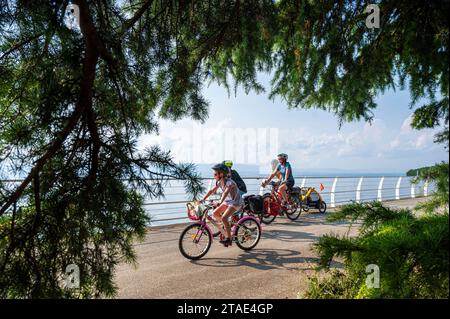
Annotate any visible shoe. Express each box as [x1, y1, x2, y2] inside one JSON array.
[[219, 238, 232, 247]]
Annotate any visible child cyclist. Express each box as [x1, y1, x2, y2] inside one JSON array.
[[199, 163, 243, 246], [262, 153, 295, 206]]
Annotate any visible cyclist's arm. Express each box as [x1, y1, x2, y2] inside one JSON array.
[[265, 170, 278, 184], [200, 184, 219, 202]]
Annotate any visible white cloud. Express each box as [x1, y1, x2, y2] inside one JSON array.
[[281, 114, 442, 169], [401, 115, 413, 133], [390, 114, 436, 151], [135, 113, 444, 171]]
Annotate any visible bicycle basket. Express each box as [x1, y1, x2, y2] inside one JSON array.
[[186, 202, 207, 221]]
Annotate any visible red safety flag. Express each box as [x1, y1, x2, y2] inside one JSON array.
[[320, 183, 324, 192]]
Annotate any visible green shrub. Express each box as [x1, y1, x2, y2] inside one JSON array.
[[303, 202, 449, 299]]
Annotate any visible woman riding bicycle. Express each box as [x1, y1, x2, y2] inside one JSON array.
[[262, 153, 295, 206], [199, 163, 243, 246]]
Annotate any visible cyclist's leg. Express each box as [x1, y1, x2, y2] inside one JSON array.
[[221, 205, 239, 240], [213, 204, 227, 223], [279, 183, 288, 203]]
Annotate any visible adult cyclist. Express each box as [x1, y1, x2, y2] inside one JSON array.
[[199, 163, 243, 247], [223, 160, 247, 196], [262, 153, 295, 206]]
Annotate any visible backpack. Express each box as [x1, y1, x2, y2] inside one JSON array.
[[290, 187, 301, 195], [230, 170, 247, 193]]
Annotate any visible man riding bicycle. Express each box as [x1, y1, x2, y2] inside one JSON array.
[[262, 153, 295, 207], [199, 163, 243, 247]]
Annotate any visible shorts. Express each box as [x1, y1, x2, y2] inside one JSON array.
[[284, 180, 295, 189], [224, 201, 242, 208]]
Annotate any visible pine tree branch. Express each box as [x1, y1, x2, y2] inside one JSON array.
[[84, 106, 101, 191], [0, 32, 45, 61], [120, 0, 154, 34], [0, 0, 100, 217]]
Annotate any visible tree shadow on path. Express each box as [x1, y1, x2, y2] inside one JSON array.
[[191, 248, 343, 271]]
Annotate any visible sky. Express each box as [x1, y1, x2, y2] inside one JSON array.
[[139, 73, 448, 174]]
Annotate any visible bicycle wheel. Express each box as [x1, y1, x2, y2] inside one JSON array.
[[318, 201, 327, 213], [302, 199, 310, 212], [261, 194, 276, 224], [234, 218, 261, 251], [179, 223, 212, 260], [285, 197, 302, 221]]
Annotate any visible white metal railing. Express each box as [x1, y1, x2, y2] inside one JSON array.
[[356, 177, 363, 203], [141, 175, 432, 224], [1, 175, 433, 225]]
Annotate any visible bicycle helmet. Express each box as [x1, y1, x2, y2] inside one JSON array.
[[277, 153, 288, 160], [222, 160, 233, 168], [212, 163, 228, 174]]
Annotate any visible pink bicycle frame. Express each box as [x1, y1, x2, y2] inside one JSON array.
[[192, 212, 261, 242]]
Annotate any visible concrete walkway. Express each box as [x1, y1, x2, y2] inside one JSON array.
[[115, 197, 429, 299]]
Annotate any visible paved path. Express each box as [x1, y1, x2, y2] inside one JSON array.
[[115, 197, 429, 299]]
